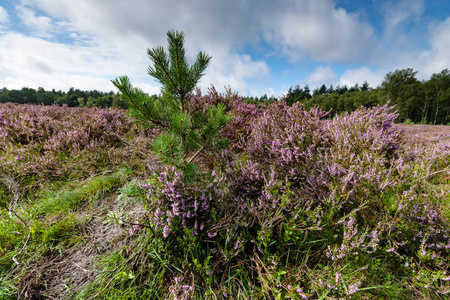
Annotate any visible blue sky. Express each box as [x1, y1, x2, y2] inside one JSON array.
[[0, 0, 449, 97]]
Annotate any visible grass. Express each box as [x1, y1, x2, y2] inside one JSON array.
[[37, 168, 132, 215], [75, 234, 169, 300]]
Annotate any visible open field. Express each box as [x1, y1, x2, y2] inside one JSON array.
[[396, 124, 450, 145], [1, 102, 450, 299]]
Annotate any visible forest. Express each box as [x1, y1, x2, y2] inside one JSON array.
[[1, 68, 449, 125], [284, 68, 450, 125], [0, 87, 128, 108]]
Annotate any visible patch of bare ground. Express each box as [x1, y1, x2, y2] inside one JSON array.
[[18, 192, 148, 299]]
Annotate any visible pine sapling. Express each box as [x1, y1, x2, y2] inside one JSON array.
[[112, 30, 231, 174]]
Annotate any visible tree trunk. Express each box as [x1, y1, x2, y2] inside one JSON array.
[[433, 100, 439, 125], [434, 89, 442, 125], [421, 94, 429, 124]]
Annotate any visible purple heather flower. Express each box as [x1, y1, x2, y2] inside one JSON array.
[[335, 272, 341, 283], [347, 282, 360, 295]]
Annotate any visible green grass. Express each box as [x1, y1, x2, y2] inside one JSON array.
[[37, 168, 132, 215], [0, 167, 135, 299], [75, 234, 170, 300]]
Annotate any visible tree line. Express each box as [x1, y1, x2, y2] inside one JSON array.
[[285, 68, 450, 125], [1, 67, 449, 124], [0, 87, 128, 108], [0, 85, 277, 109]]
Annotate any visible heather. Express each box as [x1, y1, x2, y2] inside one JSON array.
[[1, 95, 449, 299], [0, 102, 145, 198], [106, 100, 450, 299], [0, 101, 157, 298]]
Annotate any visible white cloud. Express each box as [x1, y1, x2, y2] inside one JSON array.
[[201, 49, 270, 94], [202, 67, 251, 96], [232, 54, 269, 80], [132, 82, 161, 95], [420, 17, 450, 77], [261, 0, 378, 62], [382, 0, 424, 36], [248, 87, 277, 98], [339, 67, 385, 88], [377, 16, 450, 81], [5, 0, 267, 95], [16, 6, 54, 37], [0, 33, 157, 92], [0, 29, 268, 95], [307, 66, 337, 86], [17, 0, 256, 53], [0, 6, 8, 24]]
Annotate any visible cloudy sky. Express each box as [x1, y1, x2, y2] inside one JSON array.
[[0, 0, 449, 97]]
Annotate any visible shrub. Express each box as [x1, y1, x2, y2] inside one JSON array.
[[141, 166, 218, 238]]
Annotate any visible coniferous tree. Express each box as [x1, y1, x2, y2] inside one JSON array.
[[112, 30, 231, 174]]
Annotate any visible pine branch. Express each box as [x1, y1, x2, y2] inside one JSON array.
[[112, 77, 148, 123], [148, 48, 180, 99]]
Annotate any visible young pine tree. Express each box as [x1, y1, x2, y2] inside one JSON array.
[[112, 30, 231, 174]]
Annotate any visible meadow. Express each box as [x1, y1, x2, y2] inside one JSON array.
[[0, 97, 450, 299]]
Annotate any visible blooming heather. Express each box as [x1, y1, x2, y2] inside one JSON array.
[[0, 103, 140, 186], [139, 100, 450, 298]]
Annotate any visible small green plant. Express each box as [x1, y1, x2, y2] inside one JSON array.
[[403, 118, 414, 124], [112, 30, 231, 175]]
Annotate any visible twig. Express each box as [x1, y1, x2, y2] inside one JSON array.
[[12, 228, 31, 265], [187, 145, 205, 164], [0, 171, 29, 230], [74, 263, 91, 273], [4, 206, 28, 227], [426, 165, 450, 178]]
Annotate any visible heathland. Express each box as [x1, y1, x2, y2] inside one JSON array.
[[1, 31, 450, 299]]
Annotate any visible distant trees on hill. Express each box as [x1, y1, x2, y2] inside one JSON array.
[[285, 68, 450, 125]]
